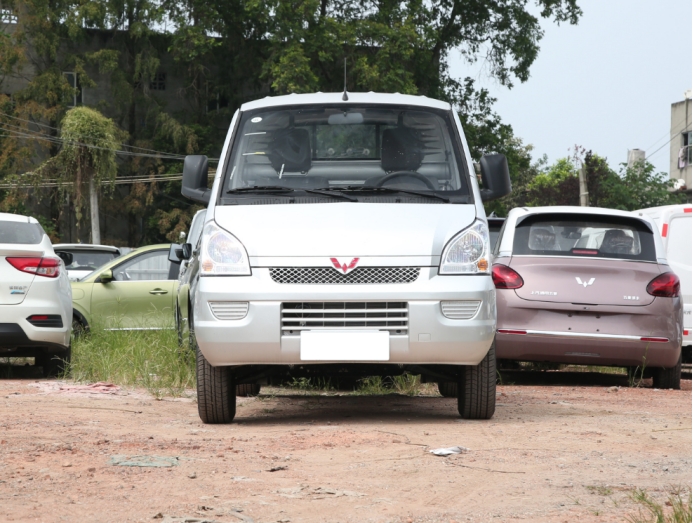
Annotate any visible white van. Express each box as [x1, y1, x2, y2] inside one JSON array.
[[638, 204, 692, 364], [179, 92, 511, 423]]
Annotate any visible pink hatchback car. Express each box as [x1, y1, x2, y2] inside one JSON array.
[[493, 207, 683, 389]]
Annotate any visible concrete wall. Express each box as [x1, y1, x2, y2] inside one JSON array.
[[670, 93, 692, 189]]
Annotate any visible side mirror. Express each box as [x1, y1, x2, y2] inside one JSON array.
[[479, 154, 512, 202], [56, 251, 73, 266], [168, 244, 183, 264], [182, 243, 192, 260], [99, 269, 114, 283], [182, 155, 211, 204]]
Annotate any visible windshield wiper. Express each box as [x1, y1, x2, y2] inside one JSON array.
[[337, 186, 451, 203], [304, 188, 358, 202], [227, 185, 295, 194]]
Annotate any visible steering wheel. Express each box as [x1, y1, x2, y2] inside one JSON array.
[[374, 171, 436, 190]]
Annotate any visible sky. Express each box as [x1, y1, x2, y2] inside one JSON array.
[[448, 0, 692, 176]]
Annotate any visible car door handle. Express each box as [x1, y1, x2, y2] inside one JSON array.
[[149, 289, 169, 295]]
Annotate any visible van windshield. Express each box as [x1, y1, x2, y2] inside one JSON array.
[[221, 105, 471, 205], [513, 214, 657, 261]]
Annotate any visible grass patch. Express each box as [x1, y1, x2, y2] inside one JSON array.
[[70, 325, 195, 398], [627, 489, 692, 523]]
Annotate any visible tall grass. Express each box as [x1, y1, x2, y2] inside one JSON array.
[[70, 324, 195, 398], [627, 489, 692, 523]]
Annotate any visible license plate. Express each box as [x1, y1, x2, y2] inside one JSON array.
[[300, 330, 390, 361]]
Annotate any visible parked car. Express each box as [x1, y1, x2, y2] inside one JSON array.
[[71, 244, 181, 331], [637, 204, 691, 366], [0, 213, 72, 377], [179, 91, 512, 423], [53, 244, 121, 281], [493, 206, 683, 389]]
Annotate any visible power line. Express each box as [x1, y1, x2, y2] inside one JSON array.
[[0, 173, 185, 189], [643, 116, 691, 153], [646, 122, 692, 161]]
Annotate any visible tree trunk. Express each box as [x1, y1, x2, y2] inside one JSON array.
[[89, 178, 101, 244]]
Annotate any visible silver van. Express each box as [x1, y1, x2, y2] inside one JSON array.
[[179, 92, 511, 423]]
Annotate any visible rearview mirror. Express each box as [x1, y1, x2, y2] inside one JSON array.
[[182, 243, 192, 260], [182, 155, 210, 204], [56, 251, 73, 266], [168, 244, 183, 264], [99, 269, 114, 283], [479, 154, 512, 202]]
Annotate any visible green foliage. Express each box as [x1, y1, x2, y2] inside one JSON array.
[[70, 326, 196, 398], [604, 161, 686, 210], [626, 489, 692, 523]]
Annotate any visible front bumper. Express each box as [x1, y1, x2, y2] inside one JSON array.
[[193, 268, 496, 366]]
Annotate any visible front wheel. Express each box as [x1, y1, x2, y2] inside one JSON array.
[[457, 342, 496, 419], [196, 338, 236, 423], [652, 352, 681, 390]]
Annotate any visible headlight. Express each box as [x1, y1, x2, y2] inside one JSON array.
[[200, 222, 251, 276], [439, 219, 490, 274]]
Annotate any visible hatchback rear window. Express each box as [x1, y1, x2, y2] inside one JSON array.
[[0, 221, 44, 244], [513, 213, 656, 261]]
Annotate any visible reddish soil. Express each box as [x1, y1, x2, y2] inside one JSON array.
[[0, 373, 690, 523]]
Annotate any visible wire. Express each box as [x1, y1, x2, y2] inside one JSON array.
[[0, 173, 186, 189], [646, 123, 692, 161], [644, 116, 691, 153]]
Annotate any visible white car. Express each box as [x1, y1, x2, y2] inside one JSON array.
[[53, 243, 121, 281], [637, 204, 692, 362], [0, 213, 72, 376]]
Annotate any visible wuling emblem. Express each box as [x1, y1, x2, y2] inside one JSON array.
[[330, 257, 360, 275], [575, 277, 595, 288]]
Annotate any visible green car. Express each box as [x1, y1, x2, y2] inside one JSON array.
[[71, 244, 181, 331]]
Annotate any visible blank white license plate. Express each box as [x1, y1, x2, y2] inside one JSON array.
[[300, 330, 390, 361]]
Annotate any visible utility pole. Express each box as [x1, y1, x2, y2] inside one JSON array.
[[89, 178, 101, 244], [578, 163, 589, 206]]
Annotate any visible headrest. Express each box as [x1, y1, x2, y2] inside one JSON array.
[[528, 228, 556, 250], [601, 229, 633, 254], [381, 128, 424, 173], [267, 128, 312, 173]]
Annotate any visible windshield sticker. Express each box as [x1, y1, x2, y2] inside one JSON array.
[[251, 117, 262, 123]]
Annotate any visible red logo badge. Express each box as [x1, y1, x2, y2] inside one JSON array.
[[330, 257, 360, 275]]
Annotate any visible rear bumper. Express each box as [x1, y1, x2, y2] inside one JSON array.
[[0, 323, 70, 355], [0, 298, 71, 352], [496, 329, 680, 368], [496, 292, 682, 369], [193, 269, 497, 366]]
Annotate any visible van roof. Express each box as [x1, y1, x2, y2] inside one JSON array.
[[240, 92, 451, 112]]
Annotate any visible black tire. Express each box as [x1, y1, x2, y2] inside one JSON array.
[[72, 316, 87, 338], [652, 351, 682, 390], [38, 346, 71, 378], [196, 338, 236, 423], [236, 383, 261, 397], [437, 382, 457, 398], [457, 342, 496, 419]]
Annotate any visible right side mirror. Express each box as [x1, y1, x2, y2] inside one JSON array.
[[479, 154, 512, 202], [182, 155, 210, 204]]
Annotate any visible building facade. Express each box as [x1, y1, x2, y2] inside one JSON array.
[[670, 90, 692, 189]]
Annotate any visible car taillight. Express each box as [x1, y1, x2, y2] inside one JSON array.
[[646, 272, 680, 298], [6, 257, 61, 278], [492, 264, 524, 289]]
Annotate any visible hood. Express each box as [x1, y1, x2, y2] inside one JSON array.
[[214, 203, 477, 257]]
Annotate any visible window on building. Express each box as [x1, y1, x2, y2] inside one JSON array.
[[207, 92, 229, 113], [683, 131, 692, 165], [62, 72, 82, 107], [150, 72, 166, 91], [1, 8, 17, 24]]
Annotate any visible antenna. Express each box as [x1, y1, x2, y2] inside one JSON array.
[[342, 58, 348, 101]]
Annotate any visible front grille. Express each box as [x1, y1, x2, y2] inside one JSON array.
[[270, 267, 420, 285], [26, 315, 63, 328], [281, 302, 408, 334]]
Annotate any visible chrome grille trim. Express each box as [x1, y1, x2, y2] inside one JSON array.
[[209, 301, 249, 320], [281, 302, 408, 334], [270, 267, 420, 285], [441, 300, 481, 320]]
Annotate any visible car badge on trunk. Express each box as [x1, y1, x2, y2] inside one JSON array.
[[330, 257, 359, 274], [576, 277, 595, 287]]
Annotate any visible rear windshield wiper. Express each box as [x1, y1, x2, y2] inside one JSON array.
[[227, 185, 294, 194], [337, 186, 451, 203]]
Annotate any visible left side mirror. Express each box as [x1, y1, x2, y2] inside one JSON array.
[[479, 154, 512, 202], [56, 251, 73, 266], [181, 243, 192, 260], [181, 155, 210, 204], [168, 244, 184, 264]]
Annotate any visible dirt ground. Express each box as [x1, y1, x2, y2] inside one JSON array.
[[0, 371, 691, 523]]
